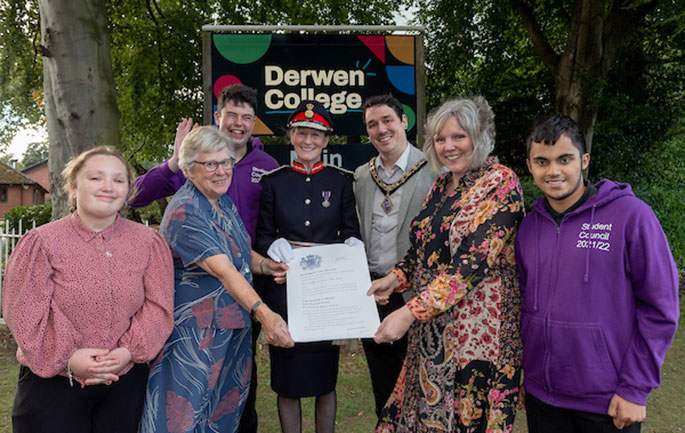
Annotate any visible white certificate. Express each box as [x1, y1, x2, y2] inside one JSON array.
[[286, 243, 380, 342]]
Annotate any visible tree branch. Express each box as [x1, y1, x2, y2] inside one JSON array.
[[602, 0, 657, 71], [145, 0, 165, 109], [510, 0, 561, 73]]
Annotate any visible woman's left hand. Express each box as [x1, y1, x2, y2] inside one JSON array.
[[263, 258, 289, 284], [373, 305, 415, 344]]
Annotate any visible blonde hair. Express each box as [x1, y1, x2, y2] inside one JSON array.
[[61, 146, 134, 211], [178, 126, 236, 176], [424, 96, 495, 174]]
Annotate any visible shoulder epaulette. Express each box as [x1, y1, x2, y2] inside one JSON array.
[[324, 164, 354, 177], [261, 165, 290, 179]]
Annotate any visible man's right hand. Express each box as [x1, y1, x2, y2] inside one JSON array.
[[607, 394, 646, 429], [168, 118, 196, 173], [367, 273, 399, 305]]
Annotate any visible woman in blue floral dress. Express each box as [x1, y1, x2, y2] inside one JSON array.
[[140, 126, 293, 433], [369, 97, 524, 432]]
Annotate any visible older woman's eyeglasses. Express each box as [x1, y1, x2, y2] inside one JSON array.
[[194, 159, 233, 172]]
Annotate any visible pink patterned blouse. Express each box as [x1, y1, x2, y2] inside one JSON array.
[[2, 212, 174, 383]]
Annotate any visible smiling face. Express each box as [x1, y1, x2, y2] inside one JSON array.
[[433, 116, 474, 182], [364, 104, 408, 164], [187, 148, 233, 202], [527, 133, 590, 213], [72, 155, 129, 230], [290, 127, 329, 167], [214, 100, 255, 149]]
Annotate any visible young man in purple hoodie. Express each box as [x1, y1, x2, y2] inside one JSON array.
[[130, 84, 278, 243], [130, 84, 278, 433], [515, 114, 679, 432]]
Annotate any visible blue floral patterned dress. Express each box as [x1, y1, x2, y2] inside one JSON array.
[[140, 181, 253, 433]]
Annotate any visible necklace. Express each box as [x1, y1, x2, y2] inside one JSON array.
[[100, 224, 115, 258], [368, 157, 428, 214]]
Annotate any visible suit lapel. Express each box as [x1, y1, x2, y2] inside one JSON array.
[[359, 163, 375, 243], [397, 146, 423, 230]]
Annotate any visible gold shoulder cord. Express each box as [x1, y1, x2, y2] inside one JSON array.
[[368, 158, 428, 214]]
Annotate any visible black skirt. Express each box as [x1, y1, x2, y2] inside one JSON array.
[[262, 279, 340, 397]]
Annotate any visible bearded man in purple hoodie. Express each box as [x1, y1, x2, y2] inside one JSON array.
[[130, 84, 278, 433], [515, 113, 679, 433]]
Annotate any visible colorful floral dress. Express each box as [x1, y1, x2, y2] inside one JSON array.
[[140, 181, 253, 433], [377, 157, 524, 433]]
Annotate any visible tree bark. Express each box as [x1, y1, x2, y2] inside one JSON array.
[[512, 0, 656, 154], [39, 0, 120, 219]]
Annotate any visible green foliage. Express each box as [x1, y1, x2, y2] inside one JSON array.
[[518, 175, 543, 214], [412, 0, 561, 173], [2, 202, 52, 232], [132, 201, 163, 226], [0, 0, 43, 148], [631, 134, 684, 268], [413, 0, 683, 177], [105, 0, 406, 168], [1, 0, 407, 167], [19, 141, 48, 167]]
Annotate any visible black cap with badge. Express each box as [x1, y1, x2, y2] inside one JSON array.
[[286, 100, 334, 134]]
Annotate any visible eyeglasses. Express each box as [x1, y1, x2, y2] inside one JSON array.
[[194, 159, 233, 172]]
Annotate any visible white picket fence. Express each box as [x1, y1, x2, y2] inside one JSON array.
[[0, 219, 37, 325], [0, 218, 149, 325]]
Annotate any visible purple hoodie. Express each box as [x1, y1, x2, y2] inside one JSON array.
[[515, 179, 679, 414], [130, 137, 279, 244]]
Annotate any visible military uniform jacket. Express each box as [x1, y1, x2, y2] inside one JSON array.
[[255, 161, 361, 263]]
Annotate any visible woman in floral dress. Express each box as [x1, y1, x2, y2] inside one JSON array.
[[369, 97, 524, 432], [140, 126, 293, 433]]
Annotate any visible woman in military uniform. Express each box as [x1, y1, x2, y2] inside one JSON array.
[[255, 100, 361, 433]]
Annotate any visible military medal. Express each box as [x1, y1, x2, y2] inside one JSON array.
[[322, 191, 331, 208], [368, 157, 428, 215]]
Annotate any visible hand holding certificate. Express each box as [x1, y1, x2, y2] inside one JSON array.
[[286, 243, 381, 342]]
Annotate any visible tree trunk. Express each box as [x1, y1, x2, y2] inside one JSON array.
[[39, 0, 120, 219], [512, 0, 656, 155]]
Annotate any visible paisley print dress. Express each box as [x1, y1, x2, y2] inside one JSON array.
[[140, 181, 253, 433], [377, 157, 524, 433]]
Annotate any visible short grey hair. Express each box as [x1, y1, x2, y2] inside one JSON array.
[[178, 126, 236, 176], [424, 96, 495, 174]]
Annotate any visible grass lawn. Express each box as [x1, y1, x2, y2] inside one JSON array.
[[0, 277, 682, 432]]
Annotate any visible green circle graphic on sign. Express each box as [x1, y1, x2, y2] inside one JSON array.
[[403, 104, 416, 132], [213, 34, 272, 64]]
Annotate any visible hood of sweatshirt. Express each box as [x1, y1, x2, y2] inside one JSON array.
[[528, 179, 633, 304]]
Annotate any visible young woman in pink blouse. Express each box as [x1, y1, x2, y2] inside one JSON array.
[[2, 146, 175, 433]]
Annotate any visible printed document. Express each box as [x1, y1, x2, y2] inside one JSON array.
[[286, 243, 380, 342]]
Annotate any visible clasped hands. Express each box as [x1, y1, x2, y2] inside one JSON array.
[[68, 346, 132, 386]]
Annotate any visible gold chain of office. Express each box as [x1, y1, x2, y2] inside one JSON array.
[[368, 157, 428, 214]]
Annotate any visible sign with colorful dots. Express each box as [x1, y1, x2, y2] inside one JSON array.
[[204, 29, 424, 138]]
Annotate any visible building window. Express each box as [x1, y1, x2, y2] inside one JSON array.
[[0, 187, 7, 203]]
